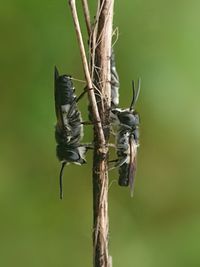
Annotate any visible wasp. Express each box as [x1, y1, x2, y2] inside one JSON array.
[[110, 79, 140, 196], [54, 66, 87, 199], [110, 49, 120, 108]]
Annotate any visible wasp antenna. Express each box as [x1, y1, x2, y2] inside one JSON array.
[[54, 66, 59, 80], [135, 77, 141, 104], [129, 80, 135, 111], [130, 78, 141, 110], [130, 179, 135, 198], [59, 162, 66, 200], [130, 189, 134, 198]]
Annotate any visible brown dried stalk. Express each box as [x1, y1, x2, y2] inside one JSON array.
[[91, 1, 114, 267]]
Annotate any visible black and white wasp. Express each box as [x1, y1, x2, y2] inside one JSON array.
[[110, 79, 140, 196], [54, 66, 87, 199]]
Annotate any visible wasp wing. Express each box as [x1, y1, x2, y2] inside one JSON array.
[[54, 66, 66, 130], [128, 134, 137, 197], [54, 67, 76, 131]]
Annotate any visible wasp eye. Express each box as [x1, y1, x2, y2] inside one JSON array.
[[57, 145, 79, 162], [64, 149, 80, 161], [134, 113, 140, 124], [119, 114, 133, 125], [111, 109, 120, 115], [62, 75, 71, 81]]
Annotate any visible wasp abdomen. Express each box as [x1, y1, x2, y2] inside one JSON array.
[[118, 163, 130, 186]]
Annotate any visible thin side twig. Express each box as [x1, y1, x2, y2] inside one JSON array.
[[68, 0, 105, 146], [81, 0, 91, 35]]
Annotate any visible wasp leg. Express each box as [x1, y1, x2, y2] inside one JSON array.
[[115, 157, 128, 168], [108, 157, 128, 171], [81, 121, 94, 125], [80, 143, 94, 149], [108, 159, 118, 171], [68, 87, 94, 117], [79, 143, 115, 151], [76, 86, 94, 103], [81, 120, 101, 125], [75, 89, 86, 103], [109, 159, 118, 163], [108, 143, 116, 148], [110, 130, 116, 136]]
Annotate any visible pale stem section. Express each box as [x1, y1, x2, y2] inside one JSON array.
[[92, 1, 114, 267]]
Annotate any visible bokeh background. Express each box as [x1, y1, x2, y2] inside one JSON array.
[[1, 0, 200, 266]]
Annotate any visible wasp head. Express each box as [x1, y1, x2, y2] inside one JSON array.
[[111, 109, 139, 129], [56, 145, 86, 165]]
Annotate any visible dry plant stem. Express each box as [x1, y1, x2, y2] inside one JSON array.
[[68, 0, 105, 145], [81, 0, 91, 35], [92, 1, 114, 267], [81, 0, 96, 84], [80, 0, 114, 266], [69, 0, 114, 266]]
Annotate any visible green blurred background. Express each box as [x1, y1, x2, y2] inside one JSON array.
[[1, 0, 200, 266]]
